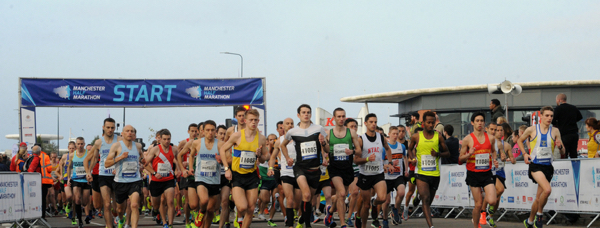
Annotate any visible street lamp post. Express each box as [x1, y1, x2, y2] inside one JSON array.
[[220, 52, 243, 78]]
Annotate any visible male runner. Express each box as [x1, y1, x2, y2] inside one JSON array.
[[268, 118, 301, 228], [280, 104, 329, 228], [223, 107, 247, 228], [105, 125, 144, 228], [354, 113, 394, 228], [217, 125, 227, 141], [67, 137, 91, 228], [483, 122, 516, 227], [325, 108, 361, 228], [220, 109, 269, 228], [188, 120, 223, 228], [395, 124, 413, 220], [58, 141, 76, 219], [407, 111, 450, 228], [519, 106, 565, 228], [145, 129, 179, 228], [84, 143, 96, 220], [257, 134, 279, 227], [177, 123, 199, 228], [382, 126, 408, 227], [85, 118, 121, 228], [459, 112, 498, 228], [343, 118, 360, 227]]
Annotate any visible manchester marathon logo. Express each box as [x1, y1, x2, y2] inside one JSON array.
[[186, 85, 235, 100], [54, 85, 104, 100]]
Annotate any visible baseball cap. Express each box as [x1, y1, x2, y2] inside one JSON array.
[[19, 142, 27, 147]]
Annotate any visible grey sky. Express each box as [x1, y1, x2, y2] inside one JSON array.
[[1, 1, 599, 151]]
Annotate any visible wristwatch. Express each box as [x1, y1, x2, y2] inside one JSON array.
[[224, 167, 230, 171], [152, 171, 157, 175]]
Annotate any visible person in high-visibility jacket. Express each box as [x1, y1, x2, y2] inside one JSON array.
[[28, 145, 53, 219]]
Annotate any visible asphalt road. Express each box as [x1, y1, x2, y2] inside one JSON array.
[[21, 210, 598, 228]]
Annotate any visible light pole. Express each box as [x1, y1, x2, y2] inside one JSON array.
[[220, 52, 243, 78]]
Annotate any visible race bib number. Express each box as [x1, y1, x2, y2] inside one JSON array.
[[333, 144, 349, 161], [420, 155, 437, 171], [157, 163, 171, 176], [475, 153, 490, 170], [122, 162, 137, 178], [301, 141, 318, 160], [200, 160, 217, 177], [75, 167, 86, 178], [535, 146, 552, 163], [103, 168, 114, 175], [239, 151, 256, 169], [364, 161, 380, 174]]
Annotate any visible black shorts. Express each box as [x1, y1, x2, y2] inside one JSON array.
[[495, 175, 507, 189], [465, 171, 495, 188], [113, 181, 142, 204], [179, 177, 191, 190], [329, 166, 355, 187], [409, 170, 416, 185], [231, 171, 260, 190], [149, 180, 176, 197], [98, 175, 115, 190], [293, 166, 321, 189], [260, 179, 278, 191], [357, 173, 385, 191], [274, 169, 282, 185], [219, 175, 231, 189], [71, 181, 90, 190], [57, 182, 64, 193], [196, 182, 221, 196], [315, 180, 331, 195], [142, 178, 148, 188], [91, 174, 100, 192], [386, 176, 406, 193], [528, 163, 554, 184], [281, 176, 299, 189], [415, 174, 440, 192]]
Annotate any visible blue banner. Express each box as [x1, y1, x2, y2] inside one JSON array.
[[20, 78, 264, 107]]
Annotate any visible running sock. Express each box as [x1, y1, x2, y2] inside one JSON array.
[[371, 203, 378, 221], [75, 204, 82, 223], [527, 218, 534, 225], [285, 208, 294, 227], [488, 205, 495, 216], [536, 212, 543, 216], [303, 201, 312, 228]]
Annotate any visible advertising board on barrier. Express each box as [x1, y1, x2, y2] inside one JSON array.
[[0, 173, 24, 223], [20, 78, 265, 107], [545, 160, 579, 211], [21, 173, 42, 220], [431, 165, 470, 207], [577, 159, 600, 212]]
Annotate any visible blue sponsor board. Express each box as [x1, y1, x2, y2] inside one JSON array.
[[20, 78, 264, 107]]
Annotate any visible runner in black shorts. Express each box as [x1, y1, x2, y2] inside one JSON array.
[[324, 107, 361, 227], [280, 105, 330, 228], [382, 126, 409, 226]]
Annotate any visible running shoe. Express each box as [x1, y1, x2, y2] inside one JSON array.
[[71, 218, 77, 225], [267, 219, 278, 227], [185, 223, 191, 228], [295, 223, 303, 228], [194, 212, 205, 228], [402, 208, 409, 221], [163, 224, 169, 228], [355, 217, 362, 228], [471, 219, 482, 228], [523, 219, 533, 228], [118, 217, 125, 228], [177, 209, 182, 217], [85, 215, 92, 224], [479, 212, 487, 225], [156, 213, 162, 225], [224, 222, 231, 228], [258, 213, 267, 220], [486, 215, 497, 228], [78, 220, 84, 228], [534, 215, 543, 228], [391, 208, 401, 225], [346, 218, 354, 227], [312, 212, 320, 223], [382, 219, 389, 228], [371, 219, 381, 228], [324, 205, 333, 227], [213, 214, 220, 224]]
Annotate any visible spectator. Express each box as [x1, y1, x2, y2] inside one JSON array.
[[496, 116, 508, 125], [442, 124, 459, 164], [490, 99, 504, 123], [434, 113, 444, 134], [0, 154, 9, 171], [552, 93, 583, 158], [10, 142, 28, 172], [28, 145, 53, 220], [499, 123, 513, 144], [586, 117, 600, 158], [408, 111, 422, 136], [511, 125, 528, 161]]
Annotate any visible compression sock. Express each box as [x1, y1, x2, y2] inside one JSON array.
[[76, 204, 83, 223], [303, 201, 312, 228], [488, 205, 495, 216], [371, 203, 378, 221], [286, 208, 294, 227]]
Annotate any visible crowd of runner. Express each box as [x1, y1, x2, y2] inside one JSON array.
[[28, 104, 567, 228]]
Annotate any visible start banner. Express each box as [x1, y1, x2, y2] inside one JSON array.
[[20, 78, 265, 107]]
